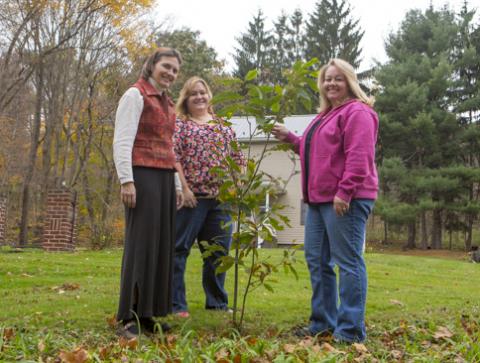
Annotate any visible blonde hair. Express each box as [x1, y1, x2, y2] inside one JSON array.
[[317, 58, 374, 113], [176, 77, 214, 120]]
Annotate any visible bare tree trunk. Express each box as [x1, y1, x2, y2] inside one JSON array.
[[420, 211, 428, 249], [405, 220, 416, 249], [383, 220, 388, 244], [431, 209, 443, 249], [18, 60, 44, 246]]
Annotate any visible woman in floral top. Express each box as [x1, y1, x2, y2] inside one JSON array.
[[173, 76, 245, 317]]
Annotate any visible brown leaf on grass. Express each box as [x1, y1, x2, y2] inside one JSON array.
[[215, 347, 229, 361], [390, 350, 403, 359], [321, 342, 336, 352], [298, 336, 315, 348], [246, 336, 258, 346], [283, 343, 296, 353], [118, 336, 138, 350], [389, 299, 405, 307], [38, 340, 46, 352], [58, 348, 88, 363], [98, 345, 113, 360], [433, 326, 453, 340], [166, 334, 178, 347], [233, 354, 242, 363], [52, 283, 80, 292], [105, 314, 117, 328], [460, 314, 478, 336], [3, 328, 15, 341], [352, 343, 368, 354], [21, 273, 34, 277]]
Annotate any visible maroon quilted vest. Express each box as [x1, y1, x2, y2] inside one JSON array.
[[131, 78, 176, 170]]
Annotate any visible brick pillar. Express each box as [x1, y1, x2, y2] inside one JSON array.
[[0, 197, 6, 244], [42, 188, 77, 251]]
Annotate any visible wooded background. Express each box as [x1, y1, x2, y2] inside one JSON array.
[[0, 0, 478, 251]]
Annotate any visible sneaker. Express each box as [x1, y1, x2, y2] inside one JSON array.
[[175, 311, 190, 318]]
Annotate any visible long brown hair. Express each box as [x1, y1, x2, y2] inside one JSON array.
[[141, 47, 182, 80]]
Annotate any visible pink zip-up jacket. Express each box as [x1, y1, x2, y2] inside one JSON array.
[[285, 99, 379, 204]]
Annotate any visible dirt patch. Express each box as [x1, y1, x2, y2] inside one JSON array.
[[367, 241, 469, 261]]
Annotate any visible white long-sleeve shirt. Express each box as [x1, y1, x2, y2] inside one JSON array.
[[112, 85, 181, 190]]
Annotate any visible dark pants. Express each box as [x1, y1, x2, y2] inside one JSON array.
[[172, 199, 232, 312]]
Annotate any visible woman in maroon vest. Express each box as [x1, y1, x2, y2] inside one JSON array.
[[113, 47, 183, 338]]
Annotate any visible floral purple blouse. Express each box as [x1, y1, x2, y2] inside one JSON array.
[[174, 118, 245, 196]]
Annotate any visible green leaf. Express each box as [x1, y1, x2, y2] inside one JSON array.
[[245, 69, 259, 81]]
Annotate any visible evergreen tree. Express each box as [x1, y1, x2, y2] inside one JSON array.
[[287, 9, 305, 64], [376, 7, 462, 249], [232, 9, 273, 83], [270, 12, 291, 83], [450, 1, 480, 250], [304, 0, 364, 67]]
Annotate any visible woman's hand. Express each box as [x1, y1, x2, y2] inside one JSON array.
[[176, 190, 184, 210], [333, 196, 349, 216], [271, 124, 290, 142], [183, 187, 197, 208], [121, 182, 136, 208]]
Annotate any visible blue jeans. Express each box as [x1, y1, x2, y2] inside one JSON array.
[[304, 199, 374, 342], [173, 199, 232, 312]]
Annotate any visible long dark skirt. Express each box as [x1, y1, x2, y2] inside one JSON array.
[[117, 167, 176, 321]]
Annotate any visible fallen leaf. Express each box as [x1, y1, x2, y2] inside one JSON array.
[[352, 343, 368, 353], [98, 345, 113, 360], [390, 350, 403, 359], [215, 347, 229, 360], [246, 336, 258, 346], [38, 340, 46, 352], [298, 336, 315, 348], [58, 347, 88, 363], [389, 299, 405, 306], [106, 314, 117, 328], [433, 326, 453, 340], [61, 283, 80, 291], [283, 343, 296, 353], [21, 273, 33, 277], [321, 342, 336, 352], [3, 328, 15, 341], [118, 336, 138, 349]]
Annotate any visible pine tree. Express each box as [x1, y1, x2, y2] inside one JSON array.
[[270, 12, 291, 83], [304, 0, 364, 67], [450, 1, 480, 250], [232, 9, 273, 83], [376, 7, 462, 249], [287, 9, 305, 64]]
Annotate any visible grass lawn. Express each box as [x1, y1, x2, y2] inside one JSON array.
[[0, 247, 479, 362]]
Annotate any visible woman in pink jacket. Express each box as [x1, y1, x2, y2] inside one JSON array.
[[272, 58, 379, 343]]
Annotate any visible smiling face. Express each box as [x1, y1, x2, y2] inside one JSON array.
[[186, 81, 211, 116], [151, 56, 180, 90], [322, 65, 350, 107]]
